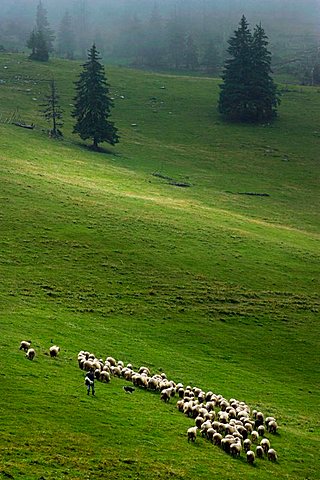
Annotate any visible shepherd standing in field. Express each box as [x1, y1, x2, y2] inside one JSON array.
[[85, 369, 95, 396]]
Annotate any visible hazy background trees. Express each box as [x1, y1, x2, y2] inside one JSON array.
[[1, 0, 319, 82]]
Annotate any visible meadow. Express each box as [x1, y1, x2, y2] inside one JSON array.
[[0, 53, 319, 479]]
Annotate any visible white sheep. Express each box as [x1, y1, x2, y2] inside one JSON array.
[[260, 438, 271, 453], [49, 345, 60, 357], [99, 371, 110, 383], [230, 442, 241, 457], [243, 438, 252, 452], [256, 445, 264, 458], [20, 340, 31, 352], [213, 432, 222, 446], [106, 356, 116, 366], [246, 450, 255, 464], [251, 430, 259, 443], [267, 420, 278, 434], [26, 348, 35, 360], [187, 426, 198, 442], [258, 425, 265, 437], [267, 448, 278, 462]]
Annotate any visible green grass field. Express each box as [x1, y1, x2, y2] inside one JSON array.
[[0, 53, 319, 480]]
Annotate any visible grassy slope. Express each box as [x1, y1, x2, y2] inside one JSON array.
[[0, 53, 319, 479]]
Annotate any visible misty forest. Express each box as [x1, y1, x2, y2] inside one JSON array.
[[1, 0, 320, 83]]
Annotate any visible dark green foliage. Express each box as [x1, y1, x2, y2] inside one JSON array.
[[36, 0, 55, 53], [40, 78, 63, 138], [72, 44, 119, 149], [27, 29, 49, 62], [219, 16, 280, 122]]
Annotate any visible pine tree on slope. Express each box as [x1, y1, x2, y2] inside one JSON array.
[[72, 44, 119, 150], [218, 16, 280, 122]]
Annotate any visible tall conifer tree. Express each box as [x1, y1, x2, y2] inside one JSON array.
[[218, 16, 280, 122], [218, 16, 253, 121], [72, 44, 119, 150], [250, 23, 280, 121], [36, 0, 55, 53]]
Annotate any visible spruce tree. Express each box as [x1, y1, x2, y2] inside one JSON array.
[[218, 16, 254, 121], [36, 0, 55, 53], [41, 78, 63, 138], [250, 23, 280, 121], [219, 16, 280, 122], [27, 29, 49, 61], [72, 44, 119, 150]]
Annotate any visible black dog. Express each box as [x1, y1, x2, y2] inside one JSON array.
[[123, 386, 135, 394]]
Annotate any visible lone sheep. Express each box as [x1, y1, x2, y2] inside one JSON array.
[[49, 345, 60, 357]]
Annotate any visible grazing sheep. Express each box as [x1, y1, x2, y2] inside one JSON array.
[[213, 432, 222, 446], [260, 438, 271, 453], [20, 340, 31, 352], [255, 411, 264, 428], [195, 416, 204, 428], [200, 420, 212, 437], [256, 446, 264, 458], [160, 388, 173, 403], [258, 425, 265, 437], [246, 450, 255, 465], [265, 416, 276, 428], [251, 430, 259, 443], [267, 448, 278, 462], [206, 427, 215, 442], [26, 348, 35, 360], [187, 426, 198, 443], [106, 356, 116, 366], [267, 420, 278, 434], [99, 371, 110, 383], [230, 442, 241, 457], [49, 345, 60, 357], [243, 439, 252, 452]]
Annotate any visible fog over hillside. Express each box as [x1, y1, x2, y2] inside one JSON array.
[[1, 0, 319, 80]]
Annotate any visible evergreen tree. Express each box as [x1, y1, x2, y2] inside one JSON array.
[[40, 78, 63, 138], [218, 16, 253, 121], [72, 44, 119, 150], [57, 10, 75, 59], [26, 29, 37, 57], [27, 29, 49, 61], [36, 0, 55, 53], [250, 23, 280, 121], [219, 16, 280, 122]]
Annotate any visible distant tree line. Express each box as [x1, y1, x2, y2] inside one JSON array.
[[0, 0, 318, 82]]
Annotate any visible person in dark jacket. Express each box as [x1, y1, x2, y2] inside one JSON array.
[[85, 369, 95, 396]]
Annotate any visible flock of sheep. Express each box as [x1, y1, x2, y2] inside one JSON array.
[[77, 349, 279, 465], [19, 340, 279, 465]]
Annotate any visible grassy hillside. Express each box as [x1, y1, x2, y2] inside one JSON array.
[[0, 53, 319, 480]]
